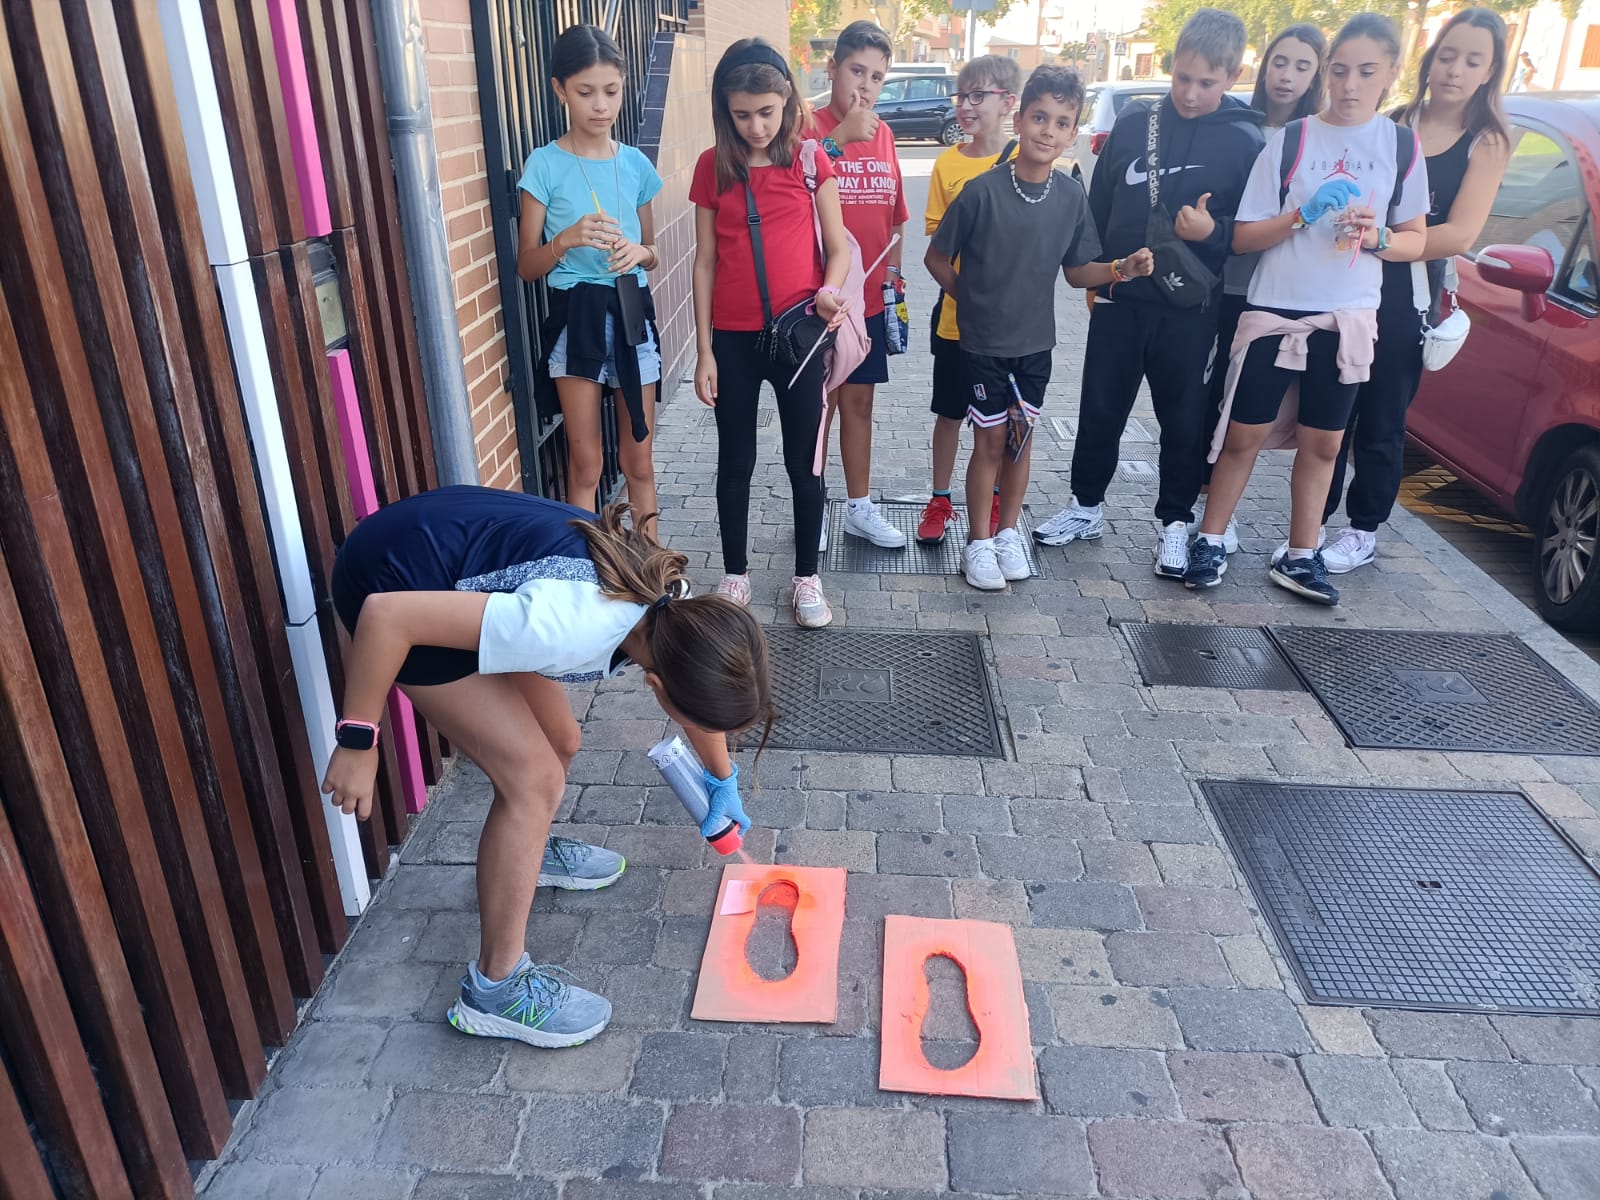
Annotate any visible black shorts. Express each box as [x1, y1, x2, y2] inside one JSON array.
[[845, 310, 890, 386], [961, 348, 1052, 430], [1230, 307, 1362, 433], [332, 548, 479, 688], [930, 333, 967, 420]]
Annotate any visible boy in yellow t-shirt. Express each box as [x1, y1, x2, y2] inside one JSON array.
[[917, 54, 1023, 546]]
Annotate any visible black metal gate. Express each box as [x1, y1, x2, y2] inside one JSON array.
[[471, 0, 688, 504]]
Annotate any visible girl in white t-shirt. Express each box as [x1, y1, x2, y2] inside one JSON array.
[[1186, 13, 1430, 606]]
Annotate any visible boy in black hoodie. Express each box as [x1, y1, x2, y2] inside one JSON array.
[[1033, 9, 1264, 580]]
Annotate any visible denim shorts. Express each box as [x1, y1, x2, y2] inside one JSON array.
[[548, 312, 662, 388]]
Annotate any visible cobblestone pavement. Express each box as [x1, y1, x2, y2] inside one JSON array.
[[201, 146, 1600, 1199]]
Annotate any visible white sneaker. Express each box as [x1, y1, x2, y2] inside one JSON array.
[[1155, 521, 1189, 578], [1032, 501, 1105, 546], [842, 499, 907, 548], [961, 540, 1006, 590], [1322, 527, 1377, 574], [1271, 526, 1327, 567], [1190, 502, 1241, 555], [791, 575, 832, 628], [715, 574, 751, 606], [992, 527, 1031, 581]]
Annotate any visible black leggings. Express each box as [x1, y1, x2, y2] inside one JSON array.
[[1324, 300, 1424, 531], [711, 329, 826, 577]]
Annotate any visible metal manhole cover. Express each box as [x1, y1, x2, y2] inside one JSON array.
[[1202, 780, 1600, 1014], [1267, 626, 1600, 755], [1121, 623, 1303, 691], [821, 500, 1047, 578], [763, 627, 1004, 757]]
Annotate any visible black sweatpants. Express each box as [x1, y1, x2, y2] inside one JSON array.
[[1201, 292, 1248, 487], [1071, 298, 1220, 526], [710, 329, 826, 578], [1323, 299, 1424, 531]]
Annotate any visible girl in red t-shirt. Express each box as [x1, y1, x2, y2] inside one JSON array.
[[690, 39, 850, 629]]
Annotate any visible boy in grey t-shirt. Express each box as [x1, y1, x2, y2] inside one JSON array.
[[926, 65, 1152, 591]]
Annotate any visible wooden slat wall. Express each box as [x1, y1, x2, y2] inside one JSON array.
[[0, 0, 446, 1192]]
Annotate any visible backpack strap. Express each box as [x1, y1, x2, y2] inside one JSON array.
[[1390, 123, 1418, 219], [1277, 119, 1306, 208], [800, 138, 819, 194], [998, 139, 1017, 165]]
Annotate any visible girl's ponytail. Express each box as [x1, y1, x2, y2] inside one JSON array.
[[576, 505, 774, 741]]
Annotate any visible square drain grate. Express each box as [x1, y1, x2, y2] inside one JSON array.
[[821, 500, 1048, 578], [1202, 780, 1600, 1014], [1267, 627, 1600, 755], [1121, 623, 1304, 691], [763, 627, 1004, 757]]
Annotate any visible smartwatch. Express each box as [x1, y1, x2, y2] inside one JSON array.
[[335, 719, 381, 751], [821, 135, 844, 160]]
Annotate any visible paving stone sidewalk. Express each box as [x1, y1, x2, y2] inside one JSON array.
[[201, 149, 1600, 1200]]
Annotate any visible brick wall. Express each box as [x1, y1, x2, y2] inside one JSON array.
[[421, 0, 517, 489], [413, 0, 792, 490]]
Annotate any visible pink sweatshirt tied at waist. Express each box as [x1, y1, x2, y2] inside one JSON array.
[[1208, 307, 1381, 462]]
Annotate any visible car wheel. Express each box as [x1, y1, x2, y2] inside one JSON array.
[[939, 119, 962, 146], [1533, 442, 1600, 631]]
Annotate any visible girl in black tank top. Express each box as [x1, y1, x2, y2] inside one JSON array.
[[1321, 8, 1513, 570]]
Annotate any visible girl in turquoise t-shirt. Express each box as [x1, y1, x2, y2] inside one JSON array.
[[517, 25, 664, 527]]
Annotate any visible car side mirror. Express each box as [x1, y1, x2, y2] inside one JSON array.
[[1476, 243, 1555, 322]]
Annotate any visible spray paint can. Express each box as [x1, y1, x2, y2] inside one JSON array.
[[648, 734, 744, 855]]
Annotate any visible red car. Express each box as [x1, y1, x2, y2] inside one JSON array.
[[1409, 94, 1600, 630]]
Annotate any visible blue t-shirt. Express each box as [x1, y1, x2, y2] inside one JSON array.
[[518, 142, 663, 289]]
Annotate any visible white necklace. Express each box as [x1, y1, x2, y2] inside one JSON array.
[[1009, 162, 1051, 204]]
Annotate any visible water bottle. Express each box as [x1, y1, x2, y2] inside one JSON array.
[[648, 735, 744, 855]]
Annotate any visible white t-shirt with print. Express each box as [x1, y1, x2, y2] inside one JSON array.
[[1238, 114, 1429, 312]]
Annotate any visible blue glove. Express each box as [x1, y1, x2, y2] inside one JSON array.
[[702, 764, 751, 836], [1298, 179, 1363, 225]]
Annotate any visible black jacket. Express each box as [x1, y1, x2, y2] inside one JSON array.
[[1088, 94, 1265, 305], [536, 282, 658, 443]]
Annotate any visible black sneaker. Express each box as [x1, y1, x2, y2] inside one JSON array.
[[1183, 537, 1228, 589], [1269, 551, 1340, 606]]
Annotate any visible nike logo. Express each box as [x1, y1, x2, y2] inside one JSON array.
[[1126, 161, 1201, 186]]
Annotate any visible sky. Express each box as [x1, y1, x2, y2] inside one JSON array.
[[975, 0, 1150, 54]]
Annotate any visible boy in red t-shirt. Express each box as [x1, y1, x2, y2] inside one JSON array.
[[810, 21, 910, 551]]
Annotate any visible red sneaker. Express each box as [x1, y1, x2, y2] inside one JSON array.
[[917, 494, 955, 545], [989, 493, 1001, 539]]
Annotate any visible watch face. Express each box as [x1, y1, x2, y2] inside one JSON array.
[[336, 721, 378, 751]]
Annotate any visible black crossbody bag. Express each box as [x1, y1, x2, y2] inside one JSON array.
[[745, 174, 835, 368], [1144, 104, 1217, 309]]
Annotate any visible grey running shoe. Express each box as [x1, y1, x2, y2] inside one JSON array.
[[538, 836, 625, 891], [447, 955, 611, 1048], [1032, 501, 1105, 546]]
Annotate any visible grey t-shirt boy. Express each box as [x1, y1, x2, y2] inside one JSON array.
[[930, 165, 1100, 359]]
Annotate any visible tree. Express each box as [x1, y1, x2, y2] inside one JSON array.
[[897, 0, 1027, 35], [789, 0, 843, 75]]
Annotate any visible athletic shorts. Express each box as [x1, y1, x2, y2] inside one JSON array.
[[845, 311, 890, 386], [930, 332, 967, 420], [960, 348, 1052, 430], [1229, 306, 1362, 433]]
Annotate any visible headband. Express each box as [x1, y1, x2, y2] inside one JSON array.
[[714, 43, 791, 87]]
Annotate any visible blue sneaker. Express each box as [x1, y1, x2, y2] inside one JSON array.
[[1183, 537, 1228, 589], [447, 955, 611, 1048], [1270, 550, 1340, 606], [538, 836, 625, 891]]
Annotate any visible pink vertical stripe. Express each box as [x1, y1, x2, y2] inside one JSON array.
[[329, 349, 427, 812], [266, 0, 332, 237]]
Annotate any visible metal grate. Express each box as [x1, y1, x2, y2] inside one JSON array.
[[1202, 781, 1600, 1014], [821, 500, 1047, 578], [763, 628, 1004, 757], [1267, 627, 1600, 755], [1121, 623, 1304, 691]]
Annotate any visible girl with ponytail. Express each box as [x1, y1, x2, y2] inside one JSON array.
[[324, 486, 770, 1050]]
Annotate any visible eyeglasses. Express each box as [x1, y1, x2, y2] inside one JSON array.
[[954, 89, 1009, 107]]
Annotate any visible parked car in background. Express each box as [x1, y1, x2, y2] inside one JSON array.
[[876, 73, 960, 144], [1073, 80, 1168, 190], [1408, 94, 1600, 630]]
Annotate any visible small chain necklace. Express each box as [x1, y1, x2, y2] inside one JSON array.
[[566, 135, 623, 219], [1009, 162, 1051, 205]]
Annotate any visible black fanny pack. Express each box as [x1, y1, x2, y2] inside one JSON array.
[[745, 179, 835, 368], [1144, 105, 1216, 309]]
